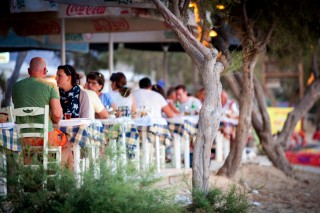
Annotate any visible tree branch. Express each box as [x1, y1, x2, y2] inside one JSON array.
[[253, 74, 272, 133], [312, 53, 320, 78], [259, 21, 274, 50], [180, 0, 190, 18], [278, 78, 320, 148], [242, 0, 250, 34], [172, 0, 181, 18], [153, 0, 213, 60]]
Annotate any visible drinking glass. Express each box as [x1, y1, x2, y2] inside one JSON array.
[[64, 113, 72, 120]]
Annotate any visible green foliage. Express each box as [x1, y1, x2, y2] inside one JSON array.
[[189, 185, 250, 213], [0, 150, 251, 213], [222, 51, 243, 75], [0, 150, 182, 213]]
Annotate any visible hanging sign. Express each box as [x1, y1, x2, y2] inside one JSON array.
[[41, 0, 169, 9]]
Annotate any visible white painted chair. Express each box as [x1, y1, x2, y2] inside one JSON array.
[[14, 105, 62, 187], [0, 106, 14, 122], [6, 106, 14, 122]]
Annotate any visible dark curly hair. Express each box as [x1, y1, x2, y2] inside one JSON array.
[[57, 64, 80, 87], [87, 72, 105, 91]]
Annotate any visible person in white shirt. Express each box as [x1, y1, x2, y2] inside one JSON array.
[[220, 90, 239, 124], [175, 84, 202, 114], [109, 72, 136, 114], [133, 77, 175, 118], [220, 90, 239, 140]]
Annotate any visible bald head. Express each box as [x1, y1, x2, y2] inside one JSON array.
[[28, 57, 47, 78], [221, 90, 228, 106]]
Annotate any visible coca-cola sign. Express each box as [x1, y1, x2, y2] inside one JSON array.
[[66, 5, 107, 17], [44, 0, 157, 9], [93, 18, 129, 32]]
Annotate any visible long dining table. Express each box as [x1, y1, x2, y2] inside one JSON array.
[[58, 118, 105, 181], [167, 116, 199, 169], [134, 117, 172, 172]]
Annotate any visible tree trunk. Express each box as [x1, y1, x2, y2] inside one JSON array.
[[193, 58, 222, 192], [224, 70, 320, 177], [152, 0, 224, 193], [277, 78, 320, 148], [217, 55, 257, 177], [251, 75, 293, 176], [192, 62, 200, 92], [4, 51, 28, 107]]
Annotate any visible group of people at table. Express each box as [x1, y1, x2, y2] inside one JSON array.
[[6, 56, 239, 171]]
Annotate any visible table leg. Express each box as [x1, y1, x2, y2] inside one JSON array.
[[155, 135, 160, 173], [110, 139, 117, 173], [223, 136, 230, 160], [135, 138, 140, 171], [216, 132, 223, 162], [73, 143, 81, 187], [120, 125, 127, 166], [142, 130, 149, 170], [0, 151, 7, 196], [184, 135, 190, 169], [173, 134, 181, 169]]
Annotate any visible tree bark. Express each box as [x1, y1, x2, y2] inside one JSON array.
[[152, 0, 224, 193], [277, 78, 320, 148], [223, 70, 320, 177], [218, 54, 257, 177], [251, 75, 293, 176], [217, 0, 273, 178], [193, 59, 223, 192]]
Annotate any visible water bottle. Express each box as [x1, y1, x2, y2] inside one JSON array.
[[191, 101, 196, 115], [176, 101, 180, 111]]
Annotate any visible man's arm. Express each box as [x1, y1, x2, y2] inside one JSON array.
[[162, 105, 175, 118], [50, 98, 62, 124], [96, 108, 109, 119]]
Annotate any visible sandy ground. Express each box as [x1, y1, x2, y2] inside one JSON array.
[[158, 157, 320, 213]]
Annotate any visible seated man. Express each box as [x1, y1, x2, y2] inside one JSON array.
[[12, 57, 71, 168], [175, 84, 202, 115], [133, 77, 175, 118]]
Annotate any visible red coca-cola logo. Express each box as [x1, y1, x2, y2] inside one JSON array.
[[93, 18, 129, 32], [66, 5, 107, 16], [14, 20, 60, 36], [93, 18, 111, 32]]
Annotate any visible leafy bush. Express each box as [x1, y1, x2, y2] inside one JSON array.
[[0, 149, 250, 213], [189, 185, 250, 213], [0, 149, 182, 213]]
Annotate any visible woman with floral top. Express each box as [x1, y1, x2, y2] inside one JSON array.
[[55, 64, 90, 118]]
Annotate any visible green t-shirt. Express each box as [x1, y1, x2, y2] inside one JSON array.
[[12, 77, 60, 133]]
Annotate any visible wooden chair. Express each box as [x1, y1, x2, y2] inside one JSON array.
[[14, 105, 61, 188]]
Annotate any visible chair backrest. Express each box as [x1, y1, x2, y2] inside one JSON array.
[[0, 106, 14, 122], [6, 106, 14, 122], [13, 105, 49, 148]]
